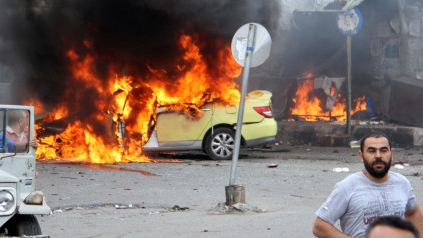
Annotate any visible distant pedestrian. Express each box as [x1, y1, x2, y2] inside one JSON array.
[[312, 131, 423, 238], [365, 215, 419, 238]]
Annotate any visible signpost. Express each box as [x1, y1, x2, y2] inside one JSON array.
[[336, 8, 363, 136], [226, 23, 271, 205]]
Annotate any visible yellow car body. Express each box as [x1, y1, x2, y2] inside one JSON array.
[[142, 90, 277, 160]]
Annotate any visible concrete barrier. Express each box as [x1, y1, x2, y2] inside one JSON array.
[[276, 121, 423, 147]]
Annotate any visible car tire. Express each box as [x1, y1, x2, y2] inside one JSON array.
[[205, 127, 235, 160], [2, 214, 42, 236]]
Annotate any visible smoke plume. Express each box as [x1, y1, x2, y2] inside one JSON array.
[[0, 0, 282, 107]]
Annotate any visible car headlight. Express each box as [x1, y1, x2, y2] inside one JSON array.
[[0, 190, 15, 214]]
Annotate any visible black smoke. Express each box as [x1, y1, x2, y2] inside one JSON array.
[[0, 0, 282, 107], [0, 0, 405, 121]]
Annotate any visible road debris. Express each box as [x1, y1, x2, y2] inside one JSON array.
[[170, 205, 189, 211], [332, 167, 350, 172], [208, 202, 267, 215], [115, 204, 134, 209]]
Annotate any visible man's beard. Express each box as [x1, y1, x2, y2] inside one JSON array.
[[363, 158, 391, 178]]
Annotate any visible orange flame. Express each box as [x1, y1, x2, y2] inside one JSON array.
[[290, 79, 366, 121], [34, 33, 242, 163]]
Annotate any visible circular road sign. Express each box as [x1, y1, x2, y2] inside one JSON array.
[[231, 23, 272, 67], [337, 7, 363, 36]]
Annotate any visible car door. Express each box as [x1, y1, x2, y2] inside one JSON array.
[[155, 103, 213, 147]]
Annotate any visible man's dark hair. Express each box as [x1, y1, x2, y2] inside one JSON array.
[[365, 216, 420, 238], [360, 131, 392, 152]]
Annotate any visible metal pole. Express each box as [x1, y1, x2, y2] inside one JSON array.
[[346, 36, 352, 136], [229, 24, 256, 186]]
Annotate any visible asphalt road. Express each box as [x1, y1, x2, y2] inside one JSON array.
[[35, 146, 423, 237]]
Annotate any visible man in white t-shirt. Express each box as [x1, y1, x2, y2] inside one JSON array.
[[312, 132, 423, 238]]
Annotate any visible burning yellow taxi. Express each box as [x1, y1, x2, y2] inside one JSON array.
[[142, 90, 277, 160]]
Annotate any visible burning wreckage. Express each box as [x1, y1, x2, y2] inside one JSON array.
[[36, 89, 278, 161], [27, 32, 278, 163]]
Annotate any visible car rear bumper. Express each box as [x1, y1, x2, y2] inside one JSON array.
[[241, 118, 277, 145]]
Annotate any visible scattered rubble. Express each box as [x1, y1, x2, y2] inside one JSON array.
[[208, 202, 267, 215]]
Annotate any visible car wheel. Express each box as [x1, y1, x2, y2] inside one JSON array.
[[2, 214, 42, 236], [205, 127, 235, 160]]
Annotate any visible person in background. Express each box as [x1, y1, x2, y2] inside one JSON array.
[[5, 109, 38, 152], [312, 131, 423, 238], [365, 216, 420, 238]]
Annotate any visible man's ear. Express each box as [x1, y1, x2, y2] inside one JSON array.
[[358, 150, 363, 162]]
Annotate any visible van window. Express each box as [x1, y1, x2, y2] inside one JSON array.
[[0, 109, 30, 153]]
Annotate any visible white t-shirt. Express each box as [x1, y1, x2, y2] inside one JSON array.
[[315, 171, 417, 238]]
